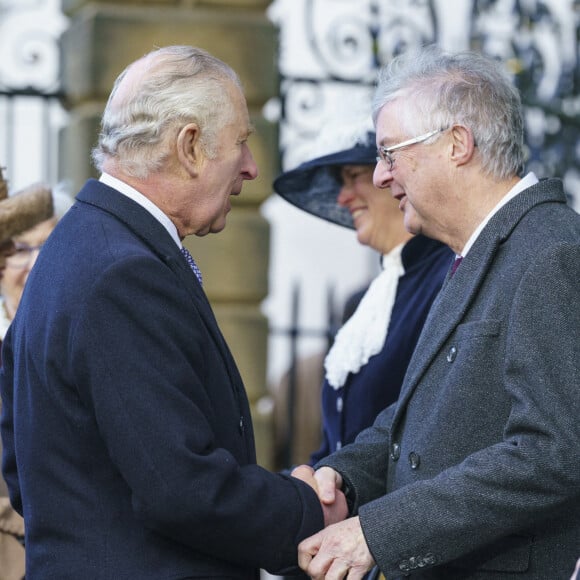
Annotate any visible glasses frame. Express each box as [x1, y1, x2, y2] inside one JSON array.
[[376, 128, 445, 171]]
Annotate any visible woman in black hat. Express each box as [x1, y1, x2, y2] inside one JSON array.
[[274, 131, 454, 466]]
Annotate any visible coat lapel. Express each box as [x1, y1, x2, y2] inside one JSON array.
[[392, 179, 567, 425], [395, 232, 500, 415], [76, 180, 245, 391]]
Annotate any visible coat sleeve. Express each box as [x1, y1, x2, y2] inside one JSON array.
[[315, 403, 396, 511]]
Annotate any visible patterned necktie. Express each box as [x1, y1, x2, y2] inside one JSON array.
[[450, 255, 463, 277], [180, 246, 203, 285]]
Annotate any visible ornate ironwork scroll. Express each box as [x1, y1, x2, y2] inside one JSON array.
[[0, 0, 68, 191], [269, 0, 580, 206]]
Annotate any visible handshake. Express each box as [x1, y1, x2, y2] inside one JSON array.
[[291, 465, 376, 580], [292, 464, 348, 527]]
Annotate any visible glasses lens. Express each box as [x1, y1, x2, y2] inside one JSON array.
[[377, 148, 393, 170]]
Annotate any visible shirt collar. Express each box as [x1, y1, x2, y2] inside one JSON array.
[[461, 172, 539, 257], [99, 172, 181, 248]]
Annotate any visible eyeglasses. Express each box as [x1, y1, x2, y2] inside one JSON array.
[[6, 242, 44, 269], [376, 128, 445, 171]]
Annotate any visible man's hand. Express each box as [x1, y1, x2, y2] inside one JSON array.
[[292, 465, 343, 503], [291, 465, 348, 526], [298, 516, 375, 580]]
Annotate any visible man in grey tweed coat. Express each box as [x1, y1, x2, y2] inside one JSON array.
[[293, 46, 580, 580]]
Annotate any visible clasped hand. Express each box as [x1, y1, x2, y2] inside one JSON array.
[[292, 465, 375, 579]]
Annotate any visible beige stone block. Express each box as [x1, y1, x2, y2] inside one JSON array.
[[184, 207, 269, 303], [61, 4, 277, 105], [191, 0, 272, 8], [63, 1, 179, 14], [58, 104, 102, 192], [211, 303, 269, 402], [243, 112, 278, 205], [63, 1, 271, 13]]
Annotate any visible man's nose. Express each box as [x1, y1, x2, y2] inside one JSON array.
[[242, 144, 258, 181], [373, 162, 393, 189]]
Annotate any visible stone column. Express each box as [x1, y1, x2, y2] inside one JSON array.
[[60, 0, 277, 468]]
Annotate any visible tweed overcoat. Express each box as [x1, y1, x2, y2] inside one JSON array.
[[0, 179, 324, 579], [318, 178, 580, 579]]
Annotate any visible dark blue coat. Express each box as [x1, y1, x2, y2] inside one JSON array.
[[0, 179, 323, 579], [310, 236, 453, 464]]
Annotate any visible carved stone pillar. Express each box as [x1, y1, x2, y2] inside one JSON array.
[[60, 0, 277, 468]]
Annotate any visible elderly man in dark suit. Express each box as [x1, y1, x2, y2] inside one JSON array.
[[0, 45, 347, 579], [293, 46, 580, 580]]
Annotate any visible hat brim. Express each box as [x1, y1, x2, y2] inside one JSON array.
[[273, 139, 377, 230]]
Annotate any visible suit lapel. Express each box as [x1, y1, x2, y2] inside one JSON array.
[[395, 232, 500, 415], [166, 251, 247, 392], [76, 180, 245, 392]]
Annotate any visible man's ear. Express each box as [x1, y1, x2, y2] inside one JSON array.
[[449, 124, 476, 167], [176, 123, 202, 176]]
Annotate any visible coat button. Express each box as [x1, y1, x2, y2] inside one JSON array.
[[424, 553, 436, 565], [446, 346, 457, 362], [336, 396, 343, 412], [390, 442, 401, 461], [409, 452, 421, 469]]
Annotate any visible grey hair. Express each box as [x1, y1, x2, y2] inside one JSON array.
[[372, 45, 525, 180], [92, 45, 242, 178]]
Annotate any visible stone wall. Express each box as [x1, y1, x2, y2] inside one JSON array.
[[60, 0, 277, 468]]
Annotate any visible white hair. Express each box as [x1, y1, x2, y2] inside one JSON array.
[[372, 45, 526, 180], [92, 45, 242, 178]]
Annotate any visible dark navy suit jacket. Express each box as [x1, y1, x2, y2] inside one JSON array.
[[0, 179, 323, 579], [310, 236, 453, 464]]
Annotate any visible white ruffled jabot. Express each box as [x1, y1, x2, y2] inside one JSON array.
[[324, 243, 405, 390]]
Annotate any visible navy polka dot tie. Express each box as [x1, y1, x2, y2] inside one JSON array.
[[180, 246, 203, 285]]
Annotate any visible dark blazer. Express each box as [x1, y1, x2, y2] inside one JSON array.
[[319, 179, 580, 579], [0, 179, 323, 579], [310, 236, 453, 463]]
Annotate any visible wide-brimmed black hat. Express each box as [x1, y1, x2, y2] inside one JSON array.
[[273, 131, 377, 229]]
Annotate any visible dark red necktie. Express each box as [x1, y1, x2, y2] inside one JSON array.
[[450, 256, 463, 277]]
